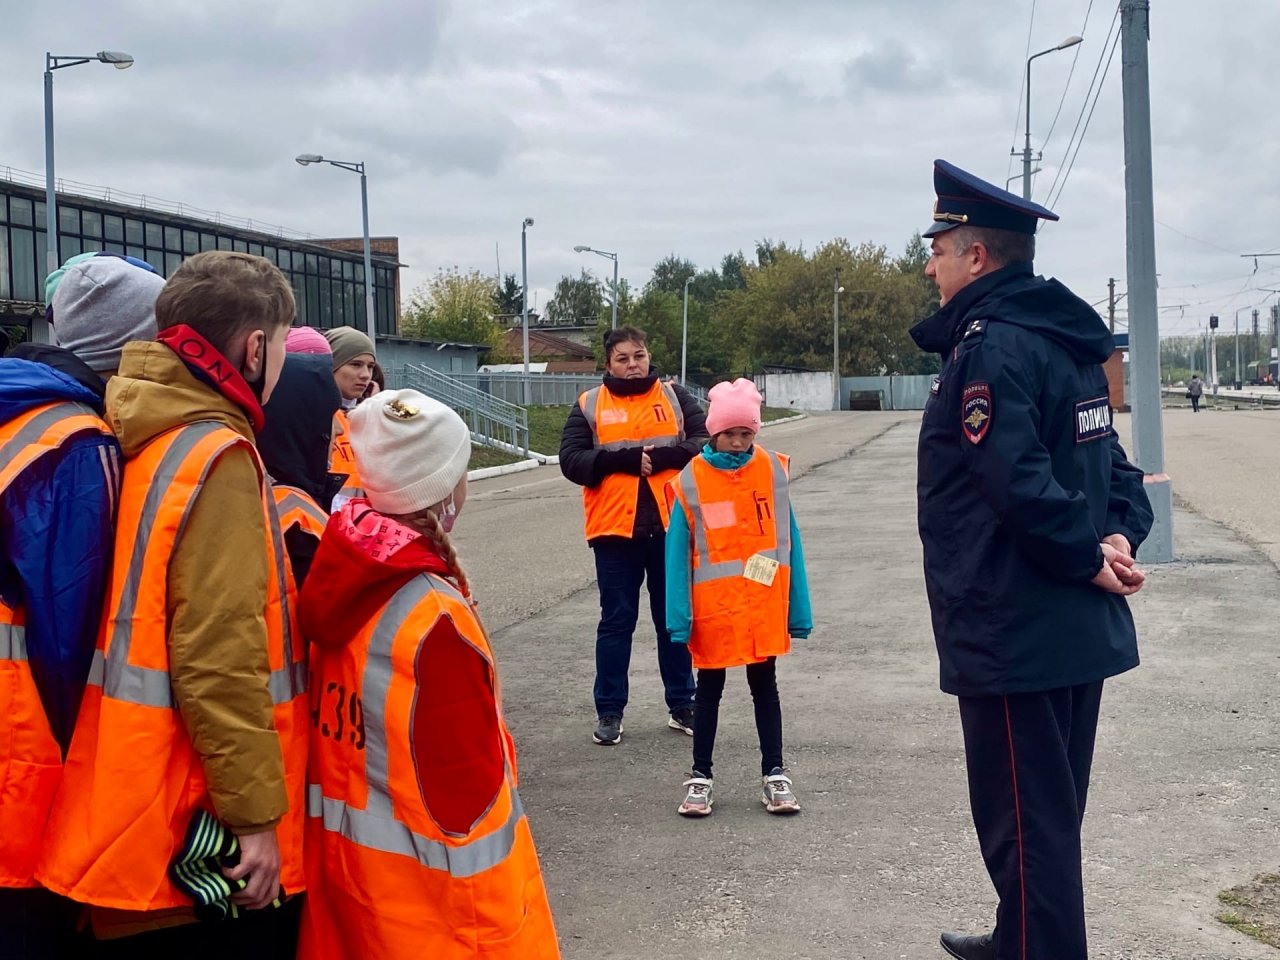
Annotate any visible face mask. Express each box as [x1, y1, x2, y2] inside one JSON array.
[[440, 496, 458, 533]]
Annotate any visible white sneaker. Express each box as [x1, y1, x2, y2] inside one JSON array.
[[678, 774, 713, 817], [762, 768, 800, 814]]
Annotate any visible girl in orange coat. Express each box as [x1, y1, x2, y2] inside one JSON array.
[[298, 389, 559, 959], [664, 379, 813, 817]]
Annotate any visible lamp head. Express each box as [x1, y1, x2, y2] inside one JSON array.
[[1057, 35, 1084, 50], [97, 51, 134, 69], [295, 154, 324, 166], [573, 245, 590, 253], [523, 217, 535, 228]]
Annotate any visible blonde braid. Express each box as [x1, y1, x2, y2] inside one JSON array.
[[413, 509, 471, 599]]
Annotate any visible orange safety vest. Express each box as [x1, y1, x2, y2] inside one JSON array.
[[37, 420, 308, 910], [299, 573, 560, 960], [0, 401, 114, 888], [330, 409, 363, 506], [272, 482, 329, 543], [579, 381, 684, 540], [665, 447, 793, 670]]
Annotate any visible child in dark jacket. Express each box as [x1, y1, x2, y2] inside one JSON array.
[[664, 379, 813, 817]]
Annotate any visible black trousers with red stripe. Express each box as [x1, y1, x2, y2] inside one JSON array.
[[957, 681, 1104, 960]]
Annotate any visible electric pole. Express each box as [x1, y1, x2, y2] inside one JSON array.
[[1108, 277, 1117, 333], [1120, 0, 1172, 561]]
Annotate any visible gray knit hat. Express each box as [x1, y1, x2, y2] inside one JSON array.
[[51, 256, 166, 372], [325, 326, 376, 370]]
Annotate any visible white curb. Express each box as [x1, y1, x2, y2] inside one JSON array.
[[762, 414, 807, 428], [468, 459, 541, 481]]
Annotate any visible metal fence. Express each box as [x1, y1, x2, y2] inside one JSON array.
[[839, 375, 936, 411], [446, 372, 708, 408], [397, 364, 530, 455]]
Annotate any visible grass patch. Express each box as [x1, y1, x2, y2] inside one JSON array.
[[525, 405, 574, 457], [469, 443, 526, 471], [762, 406, 803, 423], [1215, 874, 1280, 949]]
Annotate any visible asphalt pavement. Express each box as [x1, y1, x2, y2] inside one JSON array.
[[459, 411, 1280, 960]]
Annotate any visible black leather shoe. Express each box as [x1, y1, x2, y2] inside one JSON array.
[[939, 931, 995, 960]]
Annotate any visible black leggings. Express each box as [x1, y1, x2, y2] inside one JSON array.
[[692, 657, 784, 778]]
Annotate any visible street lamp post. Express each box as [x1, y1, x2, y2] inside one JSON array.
[[521, 218, 534, 405], [1006, 168, 1041, 191], [681, 276, 693, 384], [296, 154, 376, 343], [1021, 36, 1083, 200], [833, 270, 844, 411], [43, 50, 134, 344], [573, 245, 619, 329]]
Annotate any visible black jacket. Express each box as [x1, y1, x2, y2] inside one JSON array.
[[911, 262, 1153, 697], [258, 353, 342, 584], [559, 373, 709, 542]]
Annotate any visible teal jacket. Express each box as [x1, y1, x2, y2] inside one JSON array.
[[665, 444, 813, 646]]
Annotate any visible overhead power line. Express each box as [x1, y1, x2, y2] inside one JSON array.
[[1006, 0, 1039, 183], [1045, 18, 1120, 209], [1041, 2, 1120, 207], [1041, 0, 1097, 157]]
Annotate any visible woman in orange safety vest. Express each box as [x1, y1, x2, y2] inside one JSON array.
[[323, 327, 378, 512], [298, 388, 559, 959], [664, 379, 813, 818]]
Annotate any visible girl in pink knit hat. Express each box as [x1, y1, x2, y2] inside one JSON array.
[[663, 378, 813, 817]]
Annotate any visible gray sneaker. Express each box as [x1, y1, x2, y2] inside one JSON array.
[[678, 774, 713, 816], [593, 715, 623, 745], [762, 767, 800, 814]]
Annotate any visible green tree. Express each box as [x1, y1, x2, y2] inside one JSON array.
[[496, 273, 523, 317], [646, 255, 698, 296], [401, 268, 502, 347], [545, 269, 603, 325]]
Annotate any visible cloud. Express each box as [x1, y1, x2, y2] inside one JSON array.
[[0, 0, 1275, 335]]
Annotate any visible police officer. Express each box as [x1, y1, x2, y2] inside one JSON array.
[[910, 160, 1154, 960]]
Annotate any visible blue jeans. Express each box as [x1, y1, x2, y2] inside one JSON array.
[[592, 535, 695, 718]]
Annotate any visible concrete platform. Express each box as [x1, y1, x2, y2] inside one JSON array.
[[459, 412, 1280, 959]]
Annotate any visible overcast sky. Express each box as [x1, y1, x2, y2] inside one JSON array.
[[4, 0, 1277, 337]]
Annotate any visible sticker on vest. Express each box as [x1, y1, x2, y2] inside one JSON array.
[[743, 553, 779, 586], [961, 382, 992, 445], [701, 501, 737, 529], [1074, 395, 1112, 443], [599, 409, 629, 426], [930, 376, 941, 396]]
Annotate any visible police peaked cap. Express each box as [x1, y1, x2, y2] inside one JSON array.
[[923, 159, 1060, 238]]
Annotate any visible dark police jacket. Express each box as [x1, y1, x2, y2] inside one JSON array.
[[911, 262, 1153, 697]]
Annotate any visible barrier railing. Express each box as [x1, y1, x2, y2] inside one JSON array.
[[398, 364, 530, 456]]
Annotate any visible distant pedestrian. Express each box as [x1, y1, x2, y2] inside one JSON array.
[[559, 326, 707, 746], [664, 379, 812, 817], [298, 389, 560, 959], [1188, 373, 1204, 412], [911, 160, 1154, 960]]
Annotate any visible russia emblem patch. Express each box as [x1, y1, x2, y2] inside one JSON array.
[[961, 382, 992, 445]]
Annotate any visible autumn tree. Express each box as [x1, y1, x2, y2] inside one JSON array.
[[401, 268, 502, 347]]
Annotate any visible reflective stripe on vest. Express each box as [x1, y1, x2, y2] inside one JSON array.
[[580, 381, 685, 450], [85, 421, 304, 708], [0, 623, 26, 661], [678, 450, 791, 585], [0, 402, 109, 488], [306, 574, 523, 879], [273, 485, 329, 538]]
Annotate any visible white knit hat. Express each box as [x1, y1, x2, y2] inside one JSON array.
[[348, 389, 471, 515]]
